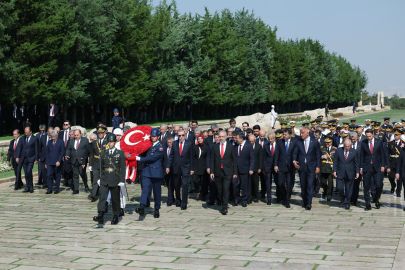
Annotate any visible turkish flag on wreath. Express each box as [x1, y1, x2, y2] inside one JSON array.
[[121, 126, 153, 182]]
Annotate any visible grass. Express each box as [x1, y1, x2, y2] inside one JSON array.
[[342, 109, 405, 125], [0, 164, 38, 180]]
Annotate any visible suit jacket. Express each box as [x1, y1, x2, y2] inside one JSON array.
[[15, 135, 39, 163], [163, 145, 173, 175], [263, 141, 276, 174], [317, 137, 325, 147], [274, 137, 297, 172], [39, 135, 51, 162], [46, 139, 65, 166], [47, 105, 58, 119], [210, 142, 237, 176], [251, 143, 263, 172], [396, 148, 405, 177], [65, 137, 91, 165], [235, 142, 254, 174], [7, 138, 20, 161], [58, 129, 71, 146], [360, 138, 385, 172], [185, 130, 195, 142], [256, 138, 268, 147], [205, 136, 216, 146], [206, 142, 216, 170], [293, 137, 321, 172], [159, 133, 168, 147], [193, 144, 208, 175], [333, 134, 342, 148], [171, 140, 194, 175], [333, 147, 359, 180]]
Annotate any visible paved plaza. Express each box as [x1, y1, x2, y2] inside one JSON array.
[[0, 176, 405, 270]]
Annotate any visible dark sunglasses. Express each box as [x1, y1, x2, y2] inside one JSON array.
[[178, 135, 185, 137]]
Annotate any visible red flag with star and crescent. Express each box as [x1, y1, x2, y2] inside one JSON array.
[[121, 126, 153, 181]]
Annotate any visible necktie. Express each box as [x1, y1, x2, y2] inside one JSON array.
[[64, 131, 68, 147], [260, 141, 263, 148], [51, 106, 54, 116], [161, 134, 164, 142], [53, 140, 55, 146], [271, 143, 274, 156], [358, 137, 361, 142], [286, 140, 289, 153], [304, 139, 308, 153], [344, 151, 348, 161], [195, 139, 198, 145], [14, 140, 17, 158], [220, 143, 224, 169], [370, 140, 373, 164], [179, 142, 183, 156], [46, 138, 49, 146], [167, 148, 170, 158], [13, 109, 15, 118], [239, 144, 242, 156], [26, 137, 28, 144], [75, 140, 79, 150]]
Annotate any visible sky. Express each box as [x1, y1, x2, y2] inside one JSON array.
[[151, 0, 405, 97]]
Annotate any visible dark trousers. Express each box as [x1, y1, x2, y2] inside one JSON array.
[[192, 174, 204, 194], [298, 165, 315, 206], [388, 169, 398, 193], [48, 117, 55, 128], [233, 173, 249, 203], [321, 173, 333, 200], [264, 170, 273, 200], [397, 177, 404, 199], [22, 159, 34, 189], [351, 174, 362, 204], [337, 176, 354, 207], [363, 166, 383, 205], [201, 172, 210, 198], [259, 171, 266, 197], [215, 169, 231, 208], [140, 176, 162, 209], [165, 173, 175, 204], [61, 159, 72, 184], [279, 169, 294, 203], [91, 168, 101, 198], [37, 160, 44, 184], [174, 168, 189, 206], [273, 170, 280, 200], [12, 158, 23, 188], [250, 172, 259, 201], [314, 172, 321, 192], [72, 161, 88, 191], [209, 175, 219, 203], [98, 185, 120, 216], [47, 164, 61, 191]]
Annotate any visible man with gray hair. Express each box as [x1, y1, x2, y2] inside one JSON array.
[[159, 124, 168, 146], [45, 129, 65, 194], [183, 123, 194, 142], [206, 124, 219, 146], [193, 128, 201, 145]]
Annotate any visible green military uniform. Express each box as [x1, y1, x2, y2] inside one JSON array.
[[94, 134, 126, 224], [320, 144, 336, 200], [89, 128, 108, 200], [387, 137, 403, 196]]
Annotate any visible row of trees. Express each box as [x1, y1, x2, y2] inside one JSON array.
[[0, 0, 368, 126]]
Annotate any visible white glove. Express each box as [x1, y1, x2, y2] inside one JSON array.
[[89, 166, 92, 171], [136, 156, 140, 161], [97, 179, 100, 186], [118, 182, 124, 187]]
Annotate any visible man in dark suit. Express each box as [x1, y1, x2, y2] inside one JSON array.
[[183, 124, 195, 142], [313, 130, 324, 194], [47, 102, 58, 128], [58, 120, 71, 186], [159, 124, 168, 146], [314, 130, 325, 146], [15, 126, 39, 193], [233, 132, 254, 207], [205, 124, 219, 146], [248, 135, 262, 203], [360, 129, 386, 210], [356, 126, 366, 143], [293, 127, 321, 210], [36, 124, 47, 186], [350, 133, 362, 206], [7, 129, 23, 190], [0, 103, 5, 136], [38, 127, 53, 189], [210, 130, 238, 215], [334, 140, 359, 210], [257, 130, 268, 198], [88, 127, 108, 201], [45, 130, 65, 194], [227, 119, 241, 133], [167, 123, 175, 136], [274, 129, 297, 208], [206, 132, 221, 205], [262, 132, 276, 205], [333, 127, 342, 148], [164, 136, 175, 205], [65, 129, 91, 194], [171, 130, 194, 210]]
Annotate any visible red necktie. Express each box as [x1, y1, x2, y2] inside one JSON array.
[[239, 145, 242, 156], [344, 151, 348, 161], [260, 141, 263, 148], [370, 140, 373, 164], [14, 140, 17, 158], [75, 141, 79, 150], [179, 141, 183, 156], [358, 137, 361, 142], [195, 139, 198, 145], [271, 143, 274, 156], [161, 134, 164, 142], [220, 143, 224, 169], [53, 141, 55, 146], [51, 106, 54, 116]]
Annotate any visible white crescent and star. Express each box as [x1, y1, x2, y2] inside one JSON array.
[[124, 130, 150, 146]]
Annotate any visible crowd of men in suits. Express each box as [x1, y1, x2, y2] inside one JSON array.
[[5, 114, 405, 216]]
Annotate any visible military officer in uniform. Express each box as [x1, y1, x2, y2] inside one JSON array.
[[88, 126, 108, 202], [93, 134, 125, 225], [135, 128, 166, 219], [320, 135, 336, 201], [387, 130, 404, 196]]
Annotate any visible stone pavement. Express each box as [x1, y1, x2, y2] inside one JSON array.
[[0, 176, 404, 270]]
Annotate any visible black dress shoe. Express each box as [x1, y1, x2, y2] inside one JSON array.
[[375, 201, 381, 209], [73, 190, 79, 194], [345, 205, 350, 210], [126, 179, 132, 184], [285, 203, 291, 208], [119, 208, 125, 217], [42, 185, 48, 189], [305, 204, 312, 210], [253, 198, 258, 203], [35, 182, 41, 185], [54, 190, 59, 194], [46, 190, 53, 194], [364, 204, 372, 211], [391, 189, 395, 193], [221, 208, 228, 215], [167, 202, 173, 206], [201, 196, 206, 201], [261, 195, 266, 199], [105, 202, 109, 213], [327, 198, 331, 202], [111, 216, 119, 225], [87, 195, 96, 202], [175, 201, 181, 207], [63, 181, 68, 187], [351, 201, 357, 206], [181, 205, 187, 210], [267, 200, 271, 205], [93, 211, 104, 224], [232, 201, 238, 207], [206, 201, 214, 206], [29, 188, 34, 193], [14, 187, 18, 191], [85, 186, 90, 193], [371, 198, 376, 203], [241, 202, 247, 208], [135, 204, 145, 216], [338, 199, 344, 208], [154, 209, 160, 218]]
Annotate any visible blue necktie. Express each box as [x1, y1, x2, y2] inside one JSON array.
[[286, 140, 289, 163]]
